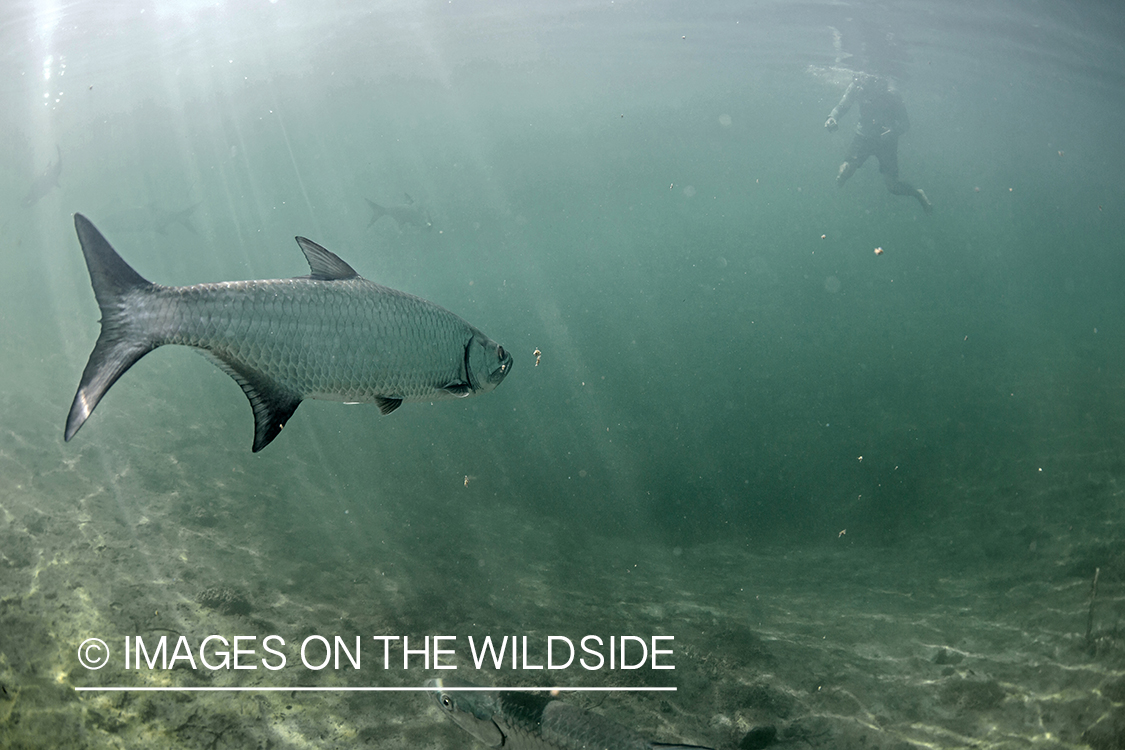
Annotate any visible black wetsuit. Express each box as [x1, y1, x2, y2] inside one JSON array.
[[830, 79, 917, 195]]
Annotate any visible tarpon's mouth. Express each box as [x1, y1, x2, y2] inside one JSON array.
[[494, 348, 513, 383]]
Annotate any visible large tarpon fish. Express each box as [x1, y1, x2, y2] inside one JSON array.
[[366, 193, 433, 230], [65, 214, 512, 452], [426, 679, 713, 750], [24, 146, 62, 208]]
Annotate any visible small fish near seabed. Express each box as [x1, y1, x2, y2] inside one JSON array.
[[426, 678, 714, 750], [65, 214, 512, 452], [365, 192, 433, 231], [24, 145, 62, 208]]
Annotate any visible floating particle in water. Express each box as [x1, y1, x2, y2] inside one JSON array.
[[719, 113, 732, 127], [824, 276, 841, 293]]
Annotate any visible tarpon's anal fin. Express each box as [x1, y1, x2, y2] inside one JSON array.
[[294, 237, 360, 281], [204, 354, 302, 452], [441, 382, 472, 397], [375, 397, 402, 415]]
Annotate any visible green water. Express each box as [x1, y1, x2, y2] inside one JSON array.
[[1, 2, 1124, 749]]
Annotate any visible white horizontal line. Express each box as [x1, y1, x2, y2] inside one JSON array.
[[74, 686, 676, 693]]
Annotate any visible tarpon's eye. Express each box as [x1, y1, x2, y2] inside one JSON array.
[[497, 346, 506, 361], [441, 695, 453, 708]]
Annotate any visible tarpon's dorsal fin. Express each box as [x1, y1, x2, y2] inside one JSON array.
[[203, 353, 302, 452], [375, 396, 402, 415], [295, 237, 360, 281]]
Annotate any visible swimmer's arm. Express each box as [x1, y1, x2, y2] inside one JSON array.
[[825, 80, 857, 130]]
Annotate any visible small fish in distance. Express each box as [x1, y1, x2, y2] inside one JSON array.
[[426, 678, 714, 750], [99, 201, 202, 235], [24, 145, 62, 208], [365, 192, 433, 230], [65, 214, 512, 451]]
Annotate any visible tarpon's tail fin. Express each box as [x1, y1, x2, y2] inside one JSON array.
[[65, 214, 156, 442], [365, 198, 387, 228]]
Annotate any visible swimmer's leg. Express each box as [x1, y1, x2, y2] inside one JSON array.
[[838, 135, 870, 188], [883, 173, 933, 213]]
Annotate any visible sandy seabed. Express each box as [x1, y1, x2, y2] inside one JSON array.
[[0, 398, 1121, 750]]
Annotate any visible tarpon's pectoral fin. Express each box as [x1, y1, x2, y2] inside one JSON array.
[[294, 237, 360, 281], [203, 354, 302, 452], [441, 382, 472, 397], [375, 397, 402, 415]]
